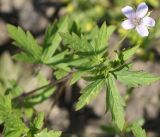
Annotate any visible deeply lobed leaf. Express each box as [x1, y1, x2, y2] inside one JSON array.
[[107, 74, 125, 130], [113, 69, 160, 87], [3, 113, 28, 137], [0, 95, 12, 124], [131, 123, 146, 137], [60, 32, 92, 52], [33, 112, 45, 130], [42, 17, 69, 62], [121, 45, 140, 61], [7, 24, 42, 62], [76, 80, 104, 110]]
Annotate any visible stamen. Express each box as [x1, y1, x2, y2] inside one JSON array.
[[132, 18, 142, 26]]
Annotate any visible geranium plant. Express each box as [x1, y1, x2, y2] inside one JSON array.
[[0, 2, 159, 137]]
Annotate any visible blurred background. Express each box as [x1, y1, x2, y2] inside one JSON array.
[[0, 0, 160, 137]]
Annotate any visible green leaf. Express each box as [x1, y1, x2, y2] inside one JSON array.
[[42, 17, 69, 62], [113, 69, 160, 87], [0, 96, 28, 137], [54, 63, 71, 72], [5, 80, 23, 98], [86, 23, 115, 57], [0, 95, 12, 124], [7, 24, 42, 61], [106, 25, 116, 42], [122, 45, 140, 61], [24, 108, 34, 119], [76, 80, 104, 110], [33, 112, 45, 130], [13, 52, 37, 63], [107, 74, 125, 130], [90, 23, 107, 56], [24, 85, 56, 107], [70, 71, 86, 85], [131, 123, 146, 137], [54, 69, 68, 80], [95, 22, 108, 51], [44, 50, 69, 64], [35, 129, 62, 137], [3, 113, 28, 137], [66, 56, 89, 67], [60, 32, 92, 52], [94, 24, 115, 52]]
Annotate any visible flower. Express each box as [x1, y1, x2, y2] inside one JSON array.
[[121, 2, 155, 37]]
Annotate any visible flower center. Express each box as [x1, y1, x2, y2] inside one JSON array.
[[131, 18, 142, 26]]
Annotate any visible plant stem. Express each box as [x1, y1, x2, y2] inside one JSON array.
[[17, 72, 73, 98], [107, 30, 130, 59]]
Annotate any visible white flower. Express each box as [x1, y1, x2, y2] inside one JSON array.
[[121, 2, 155, 37]]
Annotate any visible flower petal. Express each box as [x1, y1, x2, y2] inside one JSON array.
[[136, 25, 149, 37], [142, 17, 155, 27], [122, 6, 135, 18], [121, 20, 135, 30], [136, 2, 148, 18]]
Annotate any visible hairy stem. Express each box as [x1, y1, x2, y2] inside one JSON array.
[[17, 72, 73, 98], [107, 30, 131, 59]]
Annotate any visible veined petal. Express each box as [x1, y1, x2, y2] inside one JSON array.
[[136, 2, 148, 18], [136, 25, 149, 37], [122, 6, 135, 19], [121, 20, 135, 29], [142, 17, 155, 27]]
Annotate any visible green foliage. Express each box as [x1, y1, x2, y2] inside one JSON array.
[[54, 69, 69, 80], [121, 45, 140, 61], [35, 129, 62, 137], [42, 17, 69, 63], [5, 10, 160, 136], [70, 71, 86, 85], [107, 74, 125, 130], [61, 32, 92, 53], [76, 80, 104, 110], [33, 112, 45, 130], [24, 86, 56, 107], [13, 52, 37, 63], [5, 80, 23, 98], [113, 69, 160, 87], [95, 23, 115, 52], [3, 113, 28, 137], [7, 24, 42, 63], [131, 122, 146, 137], [45, 50, 69, 64], [0, 94, 60, 137], [0, 95, 12, 124], [61, 23, 115, 58], [0, 95, 28, 137]]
